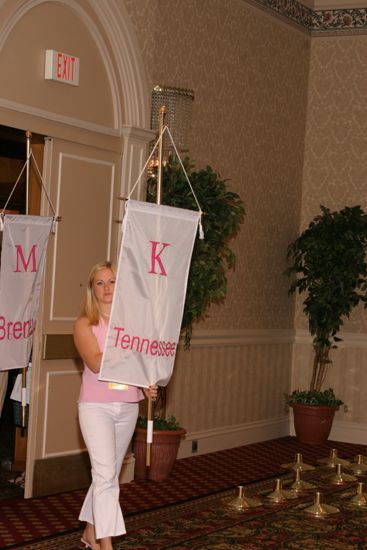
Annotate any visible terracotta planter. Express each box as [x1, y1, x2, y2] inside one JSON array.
[[291, 403, 337, 445], [133, 426, 186, 481]]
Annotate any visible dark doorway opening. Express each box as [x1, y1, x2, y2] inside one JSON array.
[[0, 125, 44, 213], [0, 124, 44, 496]]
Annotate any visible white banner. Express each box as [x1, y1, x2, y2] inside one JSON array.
[[99, 200, 200, 387], [0, 215, 53, 371]]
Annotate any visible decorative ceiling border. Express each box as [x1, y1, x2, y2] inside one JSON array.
[[251, 0, 367, 34], [312, 7, 367, 33]]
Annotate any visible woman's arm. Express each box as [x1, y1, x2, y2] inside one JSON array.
[[74, 316, 102, 373]]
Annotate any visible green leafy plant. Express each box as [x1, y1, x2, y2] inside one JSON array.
[[147, 154, 245, 348], [136, 414, 182, 430], [285, 205, 367, 404], [285, 388, 344, 408]]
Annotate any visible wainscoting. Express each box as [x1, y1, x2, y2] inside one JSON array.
[[25, 327, 366, 496], [167, 329, 294, 457]]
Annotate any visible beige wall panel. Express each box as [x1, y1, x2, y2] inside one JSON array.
[[291, 35, 367, 431], [125, 0, 310, 333], [298, 35, 367, 334], [43, 369, 83, 456], [166, 338, 293, 433], [0, 1, 115, 128], [28, 358, 81, 461], [51, 154, 115, 320], [42, 139, 121, 334]]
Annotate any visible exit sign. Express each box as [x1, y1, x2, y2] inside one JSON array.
[[44, 50, 80, 86]]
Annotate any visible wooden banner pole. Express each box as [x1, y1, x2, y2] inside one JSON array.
[[21, 131, 32, 429]]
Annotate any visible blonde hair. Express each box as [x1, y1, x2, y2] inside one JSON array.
[[82, 260, 116, 325]]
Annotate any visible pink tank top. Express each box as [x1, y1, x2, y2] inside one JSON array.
[[79, 319, 144, 403]]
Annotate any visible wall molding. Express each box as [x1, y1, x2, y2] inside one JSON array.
[[39, 329, 367, 359], [180, 411, 366, 459], [40, 327, 367, 357], [188, 328, 294, 348], [0, 98, 120, 137], [177, 416, 290, 459], [189, 327, 367, 348], [191, 327, 367, 346], [295, 328, 367, 348], [90, 0, 150, 128]]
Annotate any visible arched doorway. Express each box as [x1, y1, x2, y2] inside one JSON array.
[[0, 0, 153, 497]]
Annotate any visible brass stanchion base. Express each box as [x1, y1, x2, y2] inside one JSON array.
[[317, 448, 351, 468], [346, 455, 367, 476], [226, 486, 262, 510], [328, 464, 357, 485], [349, 482, 367, 508], [289, 468, 316, 494], [304, 492, 340, 517], [267, 479, 298, 503], [281, 453, 315, 472]]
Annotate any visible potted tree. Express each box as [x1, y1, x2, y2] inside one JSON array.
[[132, 155, 245, 479], [147, 155, 245, 347], [285, 205, 367, 444]]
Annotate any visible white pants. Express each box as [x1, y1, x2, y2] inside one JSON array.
[[78, 401, 139, 539]]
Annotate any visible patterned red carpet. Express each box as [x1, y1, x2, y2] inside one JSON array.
[[0, 436, 365, 549]]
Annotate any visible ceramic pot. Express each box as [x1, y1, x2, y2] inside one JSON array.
[[133, 426, 186, 481], [291, 403, 337, 445]]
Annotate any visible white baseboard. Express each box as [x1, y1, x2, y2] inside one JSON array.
[[290, 418, 367, 445], [177, 416, 290, 459], [329, 420, 367, 445]]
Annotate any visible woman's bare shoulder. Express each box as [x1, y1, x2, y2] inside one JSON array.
[[74, 315, 91, 331]]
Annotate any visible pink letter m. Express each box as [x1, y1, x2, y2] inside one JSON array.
[[14, 245, 37, 273]]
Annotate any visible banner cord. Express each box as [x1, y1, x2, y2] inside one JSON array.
[[165, 126, 204, 239], [127, 126, 204, 239]]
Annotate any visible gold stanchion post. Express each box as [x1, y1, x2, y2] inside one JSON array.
[[146, 105, 166, 467]]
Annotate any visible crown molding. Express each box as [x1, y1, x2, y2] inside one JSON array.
[[302, 0, 367, 9], [246, 0, 367, 34]]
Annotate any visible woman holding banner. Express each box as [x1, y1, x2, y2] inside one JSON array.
[[74, 260, 157, 550]]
